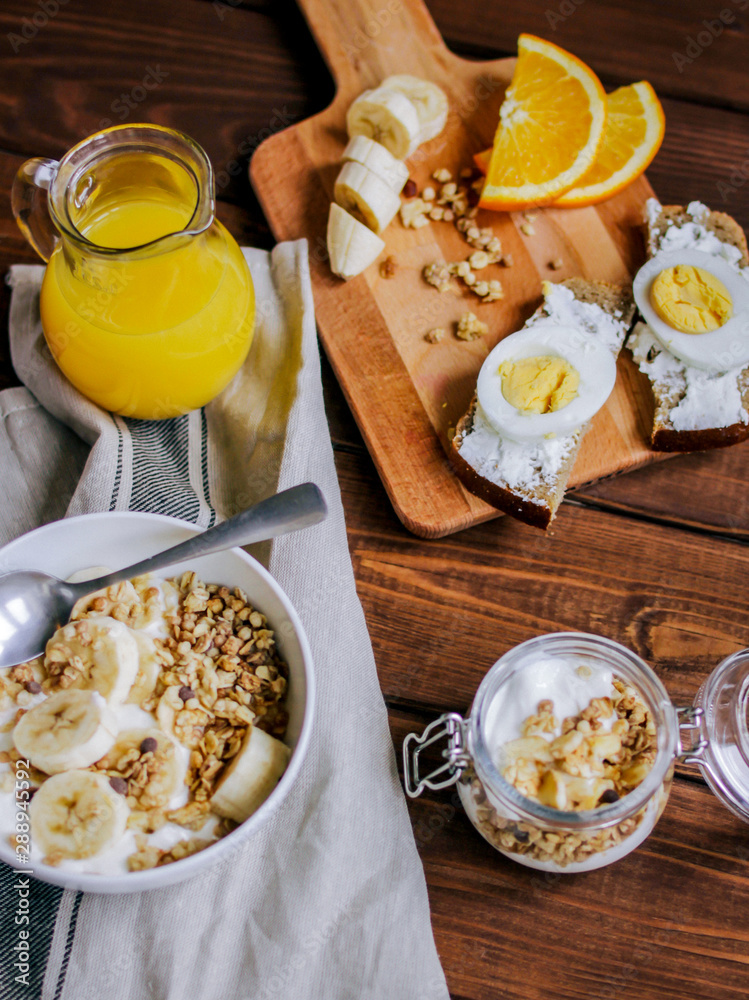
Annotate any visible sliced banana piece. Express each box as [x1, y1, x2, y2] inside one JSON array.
[[342, 135, 409, 194], [95, 728, 185, 809], [380, 74, 449, 145], [14, 689, 118, 774], [334, 161, 400, 235], [30, 769, 130, 860], [346, 86, 421, 159], [44, 615, 139, 706], [327, 203, 385, 281], [210, 725, 290, 823], [127, 632, 161, 706]]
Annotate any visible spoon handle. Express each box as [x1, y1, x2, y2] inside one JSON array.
[[67, 483, 327, 598]]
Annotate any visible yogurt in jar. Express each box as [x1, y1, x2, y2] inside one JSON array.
[[460, 645, 667, 872]]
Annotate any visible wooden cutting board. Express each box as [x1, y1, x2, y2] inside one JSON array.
[[250, 0, 660, 538]]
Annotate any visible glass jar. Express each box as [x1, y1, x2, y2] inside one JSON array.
[[12, 124, 255, 419], [404, 633, 749, 872]]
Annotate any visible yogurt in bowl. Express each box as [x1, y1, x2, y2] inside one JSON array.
[[0, 512, 314, 893]]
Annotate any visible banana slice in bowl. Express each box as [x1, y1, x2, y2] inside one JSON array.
[[126, 632, 162, 706], [29, 770, 130, 860], [44, 615, 140, 706], [210, 725, 290, 824], [14, 689, 118, 774]]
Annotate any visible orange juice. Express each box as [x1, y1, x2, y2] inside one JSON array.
[[39, 151, 254, 419]]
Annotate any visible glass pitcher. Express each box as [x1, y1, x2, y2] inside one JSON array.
[[12, 124, 255, 420]]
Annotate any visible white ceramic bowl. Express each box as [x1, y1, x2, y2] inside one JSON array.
[[0, 512, 315, 893]]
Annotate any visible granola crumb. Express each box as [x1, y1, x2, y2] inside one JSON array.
[[425, 328, 445, 344], [549, 258, 564, 270], [379, 256, 396, 278], [400, 198, 431, 228], [468, 250, 490, 270], [520, 222, 535, 236], [423, 261, 454, 293], [422, 185, 436, 202], [432, 168, 451, 183], [456, 312, 488, 341]]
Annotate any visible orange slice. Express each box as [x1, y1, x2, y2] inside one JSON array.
[[552, 82, 665, 207], [478, 34, 606, 213], [473, 147, 491, 174], [474, 82, 666, 208]]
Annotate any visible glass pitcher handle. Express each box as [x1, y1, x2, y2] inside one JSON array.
[[11, 157, 60, 263]]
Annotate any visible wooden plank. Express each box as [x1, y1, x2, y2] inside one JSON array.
[[649, 97, 749, 237], [251, 0, 667, 537], [388, 708, 749, 1000], [0, 0, 332, 209], [572, 443, 749, 537], [425, 0, 749, 112], [333, 447, 749, 712]]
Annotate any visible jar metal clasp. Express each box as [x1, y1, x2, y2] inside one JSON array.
[[403, 712, 470, 798], [675, 704, 709, 765]]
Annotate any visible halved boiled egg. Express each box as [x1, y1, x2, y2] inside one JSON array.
[[633, 248, 749, 372], [476, 325, 617, 443]]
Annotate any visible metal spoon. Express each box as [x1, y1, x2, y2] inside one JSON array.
[[0, 482, 327, 669]]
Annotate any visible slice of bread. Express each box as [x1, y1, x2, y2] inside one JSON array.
[[630, 199, 749, 452], [450, 278, 635, 530]]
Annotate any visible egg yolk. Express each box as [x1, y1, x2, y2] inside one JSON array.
[[650, 264, 732, 334], [499, 355, 579, 414]]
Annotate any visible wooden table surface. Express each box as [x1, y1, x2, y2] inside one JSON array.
[[1, 1, 748, 997]]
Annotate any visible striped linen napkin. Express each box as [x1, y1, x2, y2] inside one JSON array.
[[0, 243, 449, 1000]]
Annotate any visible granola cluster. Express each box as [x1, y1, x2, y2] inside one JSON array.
[[93, 732, 178, 813], [465, 675, 667, 868], [401, 165, 513, 315], [2, 571, 289, 873], [72, 577, 166, 629]]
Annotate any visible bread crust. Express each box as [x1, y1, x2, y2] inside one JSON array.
[[652, 422, 749, 452], [450, 397, 554, 530], [449, 278, 631, 529], [650, 205, 749, 266], [639, 202, 749, 452]]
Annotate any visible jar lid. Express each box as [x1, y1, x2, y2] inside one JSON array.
[[692, 648, 749, 822]]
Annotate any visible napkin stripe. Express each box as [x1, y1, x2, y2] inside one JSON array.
[[122, 413, 214, 524], [51, 893, 82, 1000], [108, 419, 125, 511], [0, 871, 64, 1000]]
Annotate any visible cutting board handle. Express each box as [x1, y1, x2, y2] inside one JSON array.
[[294, 0, 454, 96]]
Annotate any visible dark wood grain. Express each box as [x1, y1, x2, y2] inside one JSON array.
[[389, 709, 749, 1000], [426, 0, 749, 111], [0, 0, 333, 209], [334, 446, 749, 714]]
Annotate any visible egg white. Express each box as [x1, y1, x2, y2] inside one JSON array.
[[633, 248, 749, 372], [475, 324, 618, 443]]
